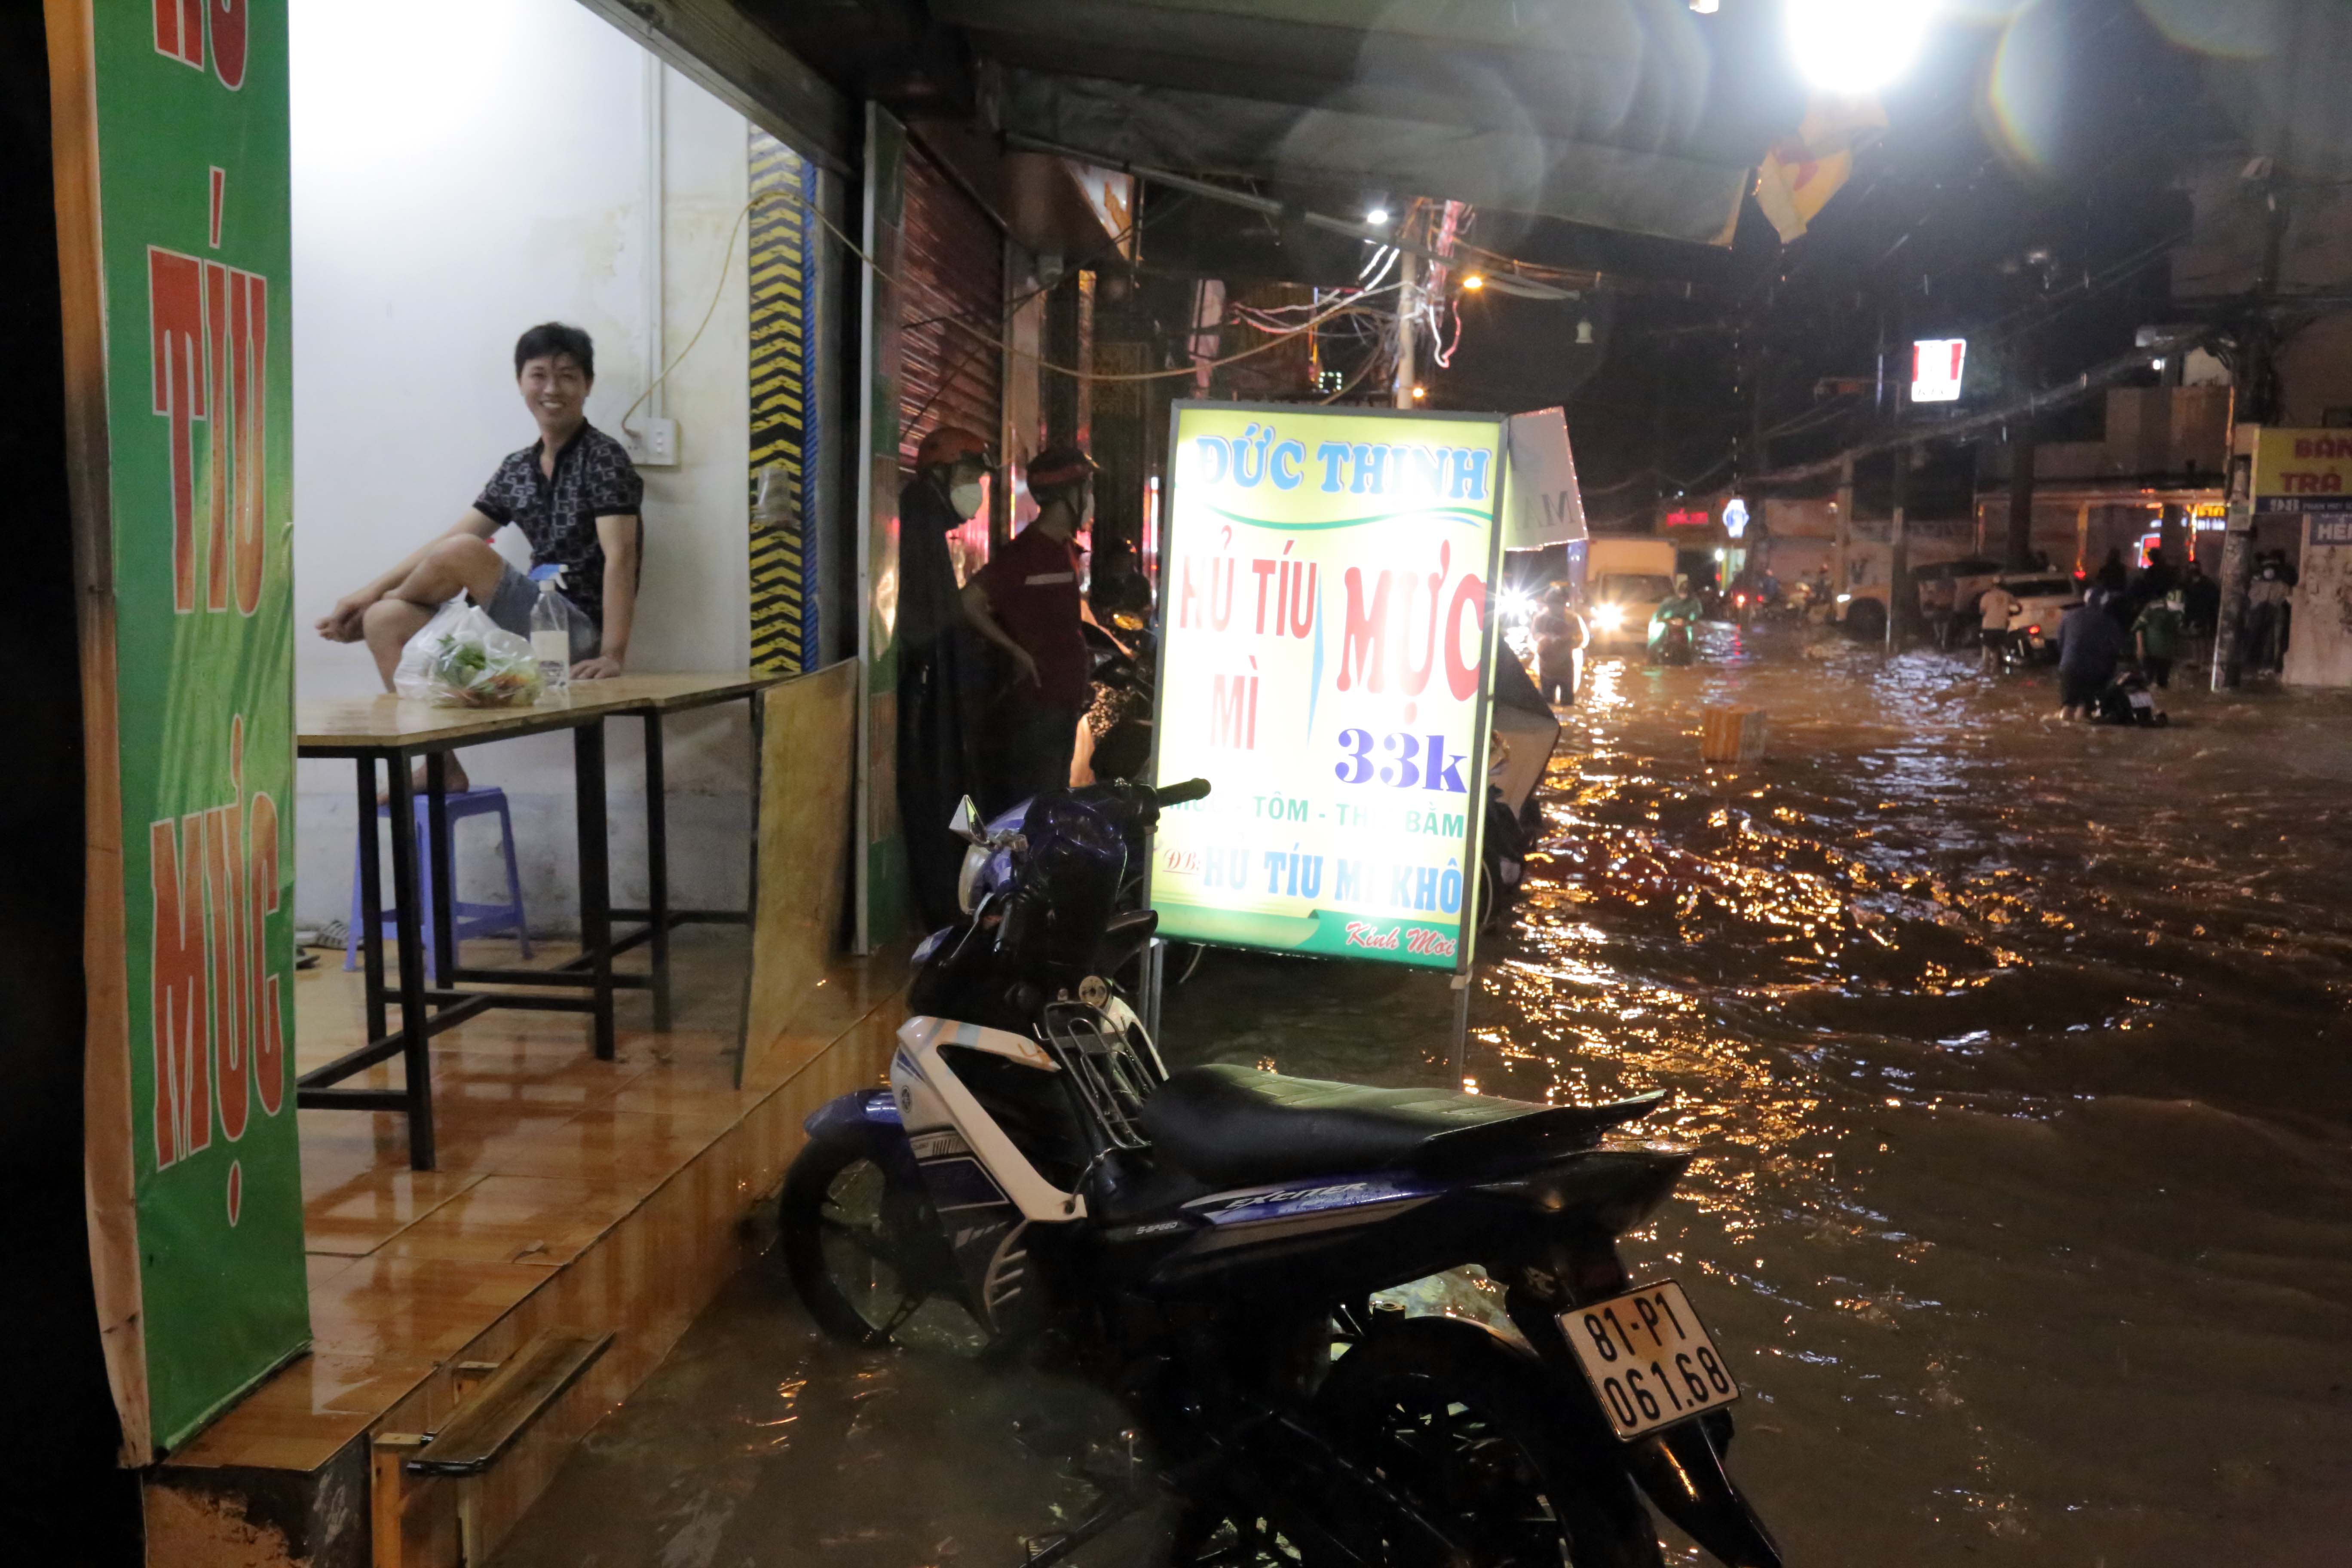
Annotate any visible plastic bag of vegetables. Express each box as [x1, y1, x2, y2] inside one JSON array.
[[393, 602, 545, 708]]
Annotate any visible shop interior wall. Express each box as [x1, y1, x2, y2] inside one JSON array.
[[288, 0, 756, 932]]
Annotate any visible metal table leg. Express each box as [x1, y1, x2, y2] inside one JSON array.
[[356, 756, 388, 1047], [384, 755, 437, 1170], [576, 720, 616, 1060], [643, 712, 672, 1032], [426, 751, 457, 991]]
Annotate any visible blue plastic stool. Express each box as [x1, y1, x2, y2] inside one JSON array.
[[345, 786, 531, 978]]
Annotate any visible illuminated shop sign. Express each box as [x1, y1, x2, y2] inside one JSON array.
[[1150, 404, 1506, 969], [1912, 338, 1966, 403]]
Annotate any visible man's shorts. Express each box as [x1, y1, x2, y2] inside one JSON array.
[[478, 564, 598, 662]]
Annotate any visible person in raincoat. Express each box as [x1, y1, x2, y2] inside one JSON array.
[[1648, 575, 1705, 660], [897, 425, 994, 929], [1530, 581, 1587, 704], [2132, 589, 2187, 689], [2057, 587, 2130, 720]]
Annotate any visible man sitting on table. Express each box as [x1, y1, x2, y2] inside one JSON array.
[[315, 322, 643, 786]]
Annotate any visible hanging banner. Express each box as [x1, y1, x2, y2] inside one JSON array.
[[1148, 404, 1507, 969], [1504, 407, 1586, 551], [50, 0, 308, 1460]]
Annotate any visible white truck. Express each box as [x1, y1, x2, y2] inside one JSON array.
[[1582, 537, 1681, 648]]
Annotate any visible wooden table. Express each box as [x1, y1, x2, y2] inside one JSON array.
[[297, 673, 786, 1169]]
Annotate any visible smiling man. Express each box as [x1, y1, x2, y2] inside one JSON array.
[[317, 323, 645, 723]]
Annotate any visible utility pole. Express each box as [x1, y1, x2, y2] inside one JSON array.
[[2216, 165, 2291, 692], [1391, 258, 1420, 409], [1886, 445, 1909, 655], [2212, 450, 2256, 689], [2005, 423, 2037, 570]]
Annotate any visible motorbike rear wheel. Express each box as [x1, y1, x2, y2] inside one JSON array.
[[1314, 1320, 1662, 1568], [778, 1124, 991, 1355]]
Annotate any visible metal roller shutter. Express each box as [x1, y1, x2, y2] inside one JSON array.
[[897, 141, 1004, 481]]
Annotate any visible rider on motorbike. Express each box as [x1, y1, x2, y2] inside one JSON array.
[[1648, 575, 1704, 663]]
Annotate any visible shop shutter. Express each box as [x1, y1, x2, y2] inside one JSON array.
[[898, 141, 1004, 480]]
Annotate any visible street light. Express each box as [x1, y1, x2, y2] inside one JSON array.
[[1461, 273, 1485, 291], [1365, 205, 1391, 228], [1787, 0, 1936, 92]]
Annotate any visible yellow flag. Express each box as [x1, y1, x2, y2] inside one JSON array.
[[1755, 94, 1888, 244]]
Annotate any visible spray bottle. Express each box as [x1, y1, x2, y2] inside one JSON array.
[[530, 566, 572, 701]]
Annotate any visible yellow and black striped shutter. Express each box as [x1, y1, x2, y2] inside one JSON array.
[[747, 129, 821, 674]]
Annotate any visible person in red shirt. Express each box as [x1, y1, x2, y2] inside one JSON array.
[[962, 444, 1125, 805]]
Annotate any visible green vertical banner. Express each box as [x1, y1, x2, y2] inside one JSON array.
[[57, 0, 308, 1458], [855, 104, 909, 950]]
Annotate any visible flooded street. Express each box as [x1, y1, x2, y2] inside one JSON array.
[[495, 625, 2352, 1568]]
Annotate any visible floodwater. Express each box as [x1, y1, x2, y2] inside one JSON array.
[[493, 623, 2352, 1568]]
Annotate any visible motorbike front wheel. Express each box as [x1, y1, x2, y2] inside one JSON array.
[[778, 1124, 992, 1355], [1315, 1319, 1662, 1568]]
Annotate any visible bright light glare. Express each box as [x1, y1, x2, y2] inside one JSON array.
[[1461, 273, 1485, 291], [1787, 0, 1936, 92], [1501, 589, 1535, 622], [1592, 603, 1626, 631], [1365, 206, 1391, 227]]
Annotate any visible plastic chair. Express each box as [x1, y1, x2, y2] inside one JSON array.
[[345, 786, 531, 978]]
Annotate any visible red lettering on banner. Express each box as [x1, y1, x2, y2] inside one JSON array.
[[203, 802, 248, 1143], [236, 272, 267, 613], [1338, 568, 1393, 692], [152, 817, 211, 1168], [154, 243, 270, 618], [155, 0, 204, 68], [210, 0, 249, 90], [150, 249, 205, 612], [150, 715, 285, 1168], [1344, 920, 1402, 952], [248, 788, 284, 1115], [204, 261, 232, 610], [1444, 572, 1487, 701]]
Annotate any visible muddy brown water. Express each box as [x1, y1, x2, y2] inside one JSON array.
[[493, 627, 2352, 1568]]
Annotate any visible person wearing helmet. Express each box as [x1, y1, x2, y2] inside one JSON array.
[[1648, 574, 1704, 652], [963, 444, 1120, 806], [2131, 588, 2187, 689], [898, 424, 994, 928]]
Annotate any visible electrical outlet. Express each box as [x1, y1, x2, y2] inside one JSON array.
[[631, 416, 680, 468]]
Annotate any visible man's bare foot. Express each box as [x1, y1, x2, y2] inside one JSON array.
[[408, 753, 471, 794]]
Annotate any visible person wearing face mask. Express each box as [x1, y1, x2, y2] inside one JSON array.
[[964, 444, 1126, 808], [897, 425, 995, 928], [2245, 557, 2293, 673]]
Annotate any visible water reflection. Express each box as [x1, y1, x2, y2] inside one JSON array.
[[1458, 634, 2352, 1565], [497, 628, 2352, 1568]]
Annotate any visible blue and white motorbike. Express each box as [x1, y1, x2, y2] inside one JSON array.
[[781, 780, 1782, 1567]]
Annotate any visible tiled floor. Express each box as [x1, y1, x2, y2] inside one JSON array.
[[168, 926, 906, 1476]]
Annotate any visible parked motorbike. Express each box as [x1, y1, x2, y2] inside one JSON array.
[[781, 779, 1782, 1567]]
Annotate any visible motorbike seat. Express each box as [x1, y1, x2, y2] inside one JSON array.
[[1139, 1063, 1664, 1188]]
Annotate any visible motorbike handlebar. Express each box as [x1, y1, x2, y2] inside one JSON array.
[[1155, 778, 1213, 807]]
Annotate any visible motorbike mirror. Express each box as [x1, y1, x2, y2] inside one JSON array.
[[949, 796, 984, 844]]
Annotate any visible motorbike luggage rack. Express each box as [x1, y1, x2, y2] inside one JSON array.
[[1040, 1001, 1159, 1153]]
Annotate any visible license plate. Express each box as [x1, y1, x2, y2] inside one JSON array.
[[1560, 1280, 1740, 1441]]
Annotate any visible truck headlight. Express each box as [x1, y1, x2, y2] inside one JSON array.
[[1592, 603, 1625, 631]]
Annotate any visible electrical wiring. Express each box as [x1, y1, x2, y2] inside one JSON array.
[[623, 182, 1404, 432]]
